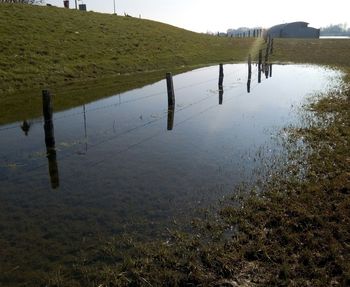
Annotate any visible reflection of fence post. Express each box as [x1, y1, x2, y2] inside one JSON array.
[[166, 72, 175, 108], [265, 64, 269, 79], [269, 64, 273, 78], [42, 90, 59, 189], [167, 106, 175, 131], [258, 66, 262, 83], [219, 89, 224, 105]]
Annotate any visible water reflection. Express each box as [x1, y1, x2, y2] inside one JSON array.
[[264, 63, 270, 79], [0, 64, 343, 282], [167, 106, 175, 131], [219, 88, 224, 105], [21, 120, 31, 136]]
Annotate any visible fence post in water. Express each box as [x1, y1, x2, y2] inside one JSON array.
[[42, 90, 54, 146], [247, 54, 252, 93], [265, 44, 269, 63], [248, 54, 252, 74], [42, 90, 52, 124], [270, 38, 274, 54], [218, 64, 224, 89], [218, 64, 224, 104], [42, 90, 59, 189], [269, 64, 273, 78], [258, 50, 262, 70], [166, 72, 175, 108]]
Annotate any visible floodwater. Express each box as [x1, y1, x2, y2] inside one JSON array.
[[0, 64, 343, 280]]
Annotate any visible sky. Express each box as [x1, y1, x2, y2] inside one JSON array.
[[47, 0, 350, 33]]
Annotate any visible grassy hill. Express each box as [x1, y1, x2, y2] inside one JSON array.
[[0, 3, 259, 124]]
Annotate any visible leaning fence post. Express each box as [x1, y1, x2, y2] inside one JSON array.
[[166, 72, 175, 108]]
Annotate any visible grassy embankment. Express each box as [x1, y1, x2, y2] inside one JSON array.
[[42, 39, 349, 286], [0, 4, 259, 125]]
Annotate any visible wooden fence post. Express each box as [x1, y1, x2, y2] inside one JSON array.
[[166, 72, 175, 108], [248, 54, 252, 73], [218, 64, 224, 89], [270, 38, 274, 54], [42, 90, 59, 189], [258, 50, 262, 70]]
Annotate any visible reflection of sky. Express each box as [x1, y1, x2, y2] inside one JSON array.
[[0, 64, 343, 275], [0, 63, 343, 232]]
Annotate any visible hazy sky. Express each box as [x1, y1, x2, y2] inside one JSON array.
[[47, 0, 349, 32]]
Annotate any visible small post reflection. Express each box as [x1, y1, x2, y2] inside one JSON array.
[[264, 63, 269, 79], [42, 90, 59, 189], [269, 64, 273, 78], [21, 120, 31, 136]]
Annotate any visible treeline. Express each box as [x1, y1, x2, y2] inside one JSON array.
[[320, 24, 350, 36], [0, 0, 43, 3]]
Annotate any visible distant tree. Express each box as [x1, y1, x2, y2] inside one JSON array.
[[320, 23, 350, 36]]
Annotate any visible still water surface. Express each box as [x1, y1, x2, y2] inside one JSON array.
[[0, 64, 342, 276]]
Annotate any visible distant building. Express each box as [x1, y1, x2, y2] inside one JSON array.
[[267, 22, 320, 38]]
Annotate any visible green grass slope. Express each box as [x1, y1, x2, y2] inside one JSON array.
[[0, 3, 257, 93], [0, 3, 259, 125]]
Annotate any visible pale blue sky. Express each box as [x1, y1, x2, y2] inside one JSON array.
[[47, 0, 349, 32]]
